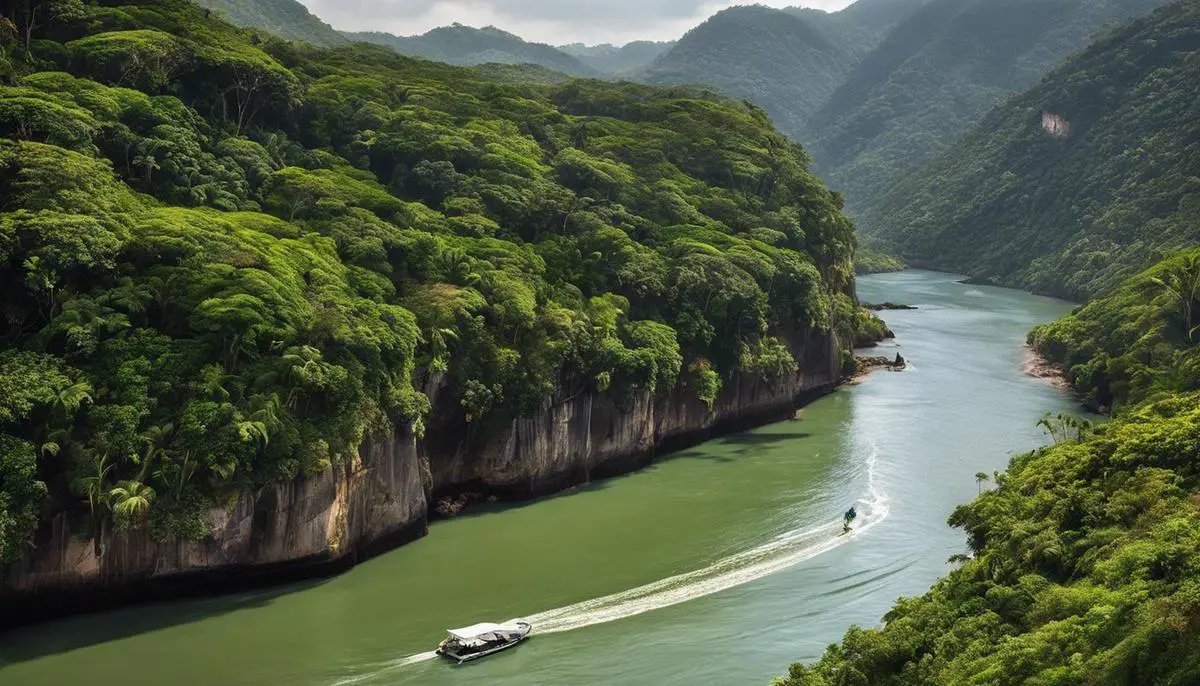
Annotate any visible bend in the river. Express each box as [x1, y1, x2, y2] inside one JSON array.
[[0, 271, 1080, 686]]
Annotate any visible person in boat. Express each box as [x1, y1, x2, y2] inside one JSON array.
[[843, 506, 858, 533]]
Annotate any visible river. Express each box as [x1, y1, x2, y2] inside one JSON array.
[[0, 270, 1078, 685]]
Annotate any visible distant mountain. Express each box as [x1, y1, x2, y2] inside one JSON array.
[[558, 41, 675, 75], [192, 0, 348, 46], [638, 1, 924, 142], [808, 0, 1173, 215], [636, 7, 855, 140], [345, 24, 598, 77], [819, 0, 935, 32], [863, 0, 1200, 300]]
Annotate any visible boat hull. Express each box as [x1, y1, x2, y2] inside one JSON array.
[[436, 622, 532, 664], [437, 635, 527, 663]]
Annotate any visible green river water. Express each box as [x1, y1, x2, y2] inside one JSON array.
[[0, 270, 1079, 685]]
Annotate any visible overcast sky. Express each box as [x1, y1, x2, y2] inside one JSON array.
[[297, 1, 856, 45]]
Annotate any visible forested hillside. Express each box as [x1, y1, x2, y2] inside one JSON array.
[[191, 0, 346, 46], [0, 0, 866, 563], [1030, 249, 1200, 411], [345, 24, 598, 77], [777, 250, 1200, 684], [863, 0, 1199, 300], [639, 2, 921, 140], [808, 0, 1170, 214], [558, 41, 674, 76]]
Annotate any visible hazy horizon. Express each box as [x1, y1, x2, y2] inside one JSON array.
[[296, 0, 858, 45]]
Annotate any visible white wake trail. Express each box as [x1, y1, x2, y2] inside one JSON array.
[[529, 441, 889, 634], [332, 442, 889, 684]]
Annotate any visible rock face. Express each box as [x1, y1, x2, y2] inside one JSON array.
[[2, 330, 839, 626], [855, 352, 907, 376], [864, 302, 918, 311]]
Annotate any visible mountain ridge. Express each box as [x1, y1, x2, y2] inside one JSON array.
[[862, 0, 1200, 300]]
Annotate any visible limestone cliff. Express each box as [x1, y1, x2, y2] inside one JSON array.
[[2, 330, 838, 626]]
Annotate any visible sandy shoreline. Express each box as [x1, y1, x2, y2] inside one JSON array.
[[1021, 344, 1070, 390]]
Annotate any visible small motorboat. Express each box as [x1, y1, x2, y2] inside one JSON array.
[[842, 505, 858, 534], [436, 620, 532, 663]]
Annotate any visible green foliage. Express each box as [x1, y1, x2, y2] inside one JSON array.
[[863, 0, 1199, 299], [0, 434, 47, 564], [851, 306, 890, 347], [191, 0, 348, 48], [779, 393, 1200, 686], [811, 0, 1169, 217], [739, 337, 798, 380], [346, 25, 598, 77], [688, 358, 722, 409], [559, 41, 674, 76], [0, 0, 857, 553], [1030, 249, 1200, 410], [782, 251, 1200, 685], [640, 4, 898, 141], [853, 247, 903, 275]]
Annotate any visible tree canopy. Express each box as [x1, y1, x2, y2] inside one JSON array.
[[860, 0, 1199, 300], [0, 0, 867, 561], [778, 248, 1200, 685]]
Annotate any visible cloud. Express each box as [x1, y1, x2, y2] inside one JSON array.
[[298, 0, 856, 45]]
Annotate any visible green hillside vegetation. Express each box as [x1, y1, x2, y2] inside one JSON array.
[[346, 24, 598, 77], [558, 41, 674, 76], [1030, 248, 1200, 411], [809, 0, 1170, 215], [777, 250, 1200, 685], [854, 247, 904, 275], [639, 3, 917, 140], [0, 0, 871, 563], [862, 0, 1200, 300], [192, 0, 347, 47]]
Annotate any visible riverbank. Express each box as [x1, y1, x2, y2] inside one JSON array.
[[0, 270, 1083, 686], [1020, 344, 1070, 392], [2, 332, 842, 631]]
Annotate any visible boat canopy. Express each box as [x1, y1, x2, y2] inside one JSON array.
[[446, 621, 525, 640]]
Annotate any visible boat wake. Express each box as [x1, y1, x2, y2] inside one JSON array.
[[529, 440, 888, 634], [332, 441, 888, 683], [331, 652, 439, 684]]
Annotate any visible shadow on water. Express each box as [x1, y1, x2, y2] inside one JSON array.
[[446, 428, 816, 518], [0, 422, 819, 669], [0, 578, 330, 668]]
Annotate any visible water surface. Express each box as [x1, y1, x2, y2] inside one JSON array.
[[0, 270, 1078, 685]]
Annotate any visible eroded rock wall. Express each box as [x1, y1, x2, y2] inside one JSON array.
[[2, 330, 838, 625]]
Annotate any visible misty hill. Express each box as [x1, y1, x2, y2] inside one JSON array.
[[192, 0, 348, 46], [808, 0, 1172, 215], [863, 0, 1200, 300], [345, 24, 598, 77], [559, 41, 675, 75], [638, 3, 922, 140]]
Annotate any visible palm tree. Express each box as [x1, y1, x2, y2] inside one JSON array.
[[105, 277, 154, 325], [975, 472, 990, 495], [156, 450, 198, 501], [136, 422, 174, 479], [279, 345, 321, 408], [132, 154, 161, 183], [428, 327, 459, 373], [1037, 412, 1060, 444], [74, 453, 113, 544], [54, 380, 93, 416], [1148, 255, 1200, 343], [109, 480, 156, 524], [237, 394, 283, 449]]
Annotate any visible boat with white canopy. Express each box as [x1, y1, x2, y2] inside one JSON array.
[[436, 620, 532, 663]]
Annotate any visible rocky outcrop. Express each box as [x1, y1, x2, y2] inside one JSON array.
[[854, 352, 907, 377], [2, 330, 839, 627], [2, 432, 429, 628], [864, 302, 918, 311]]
